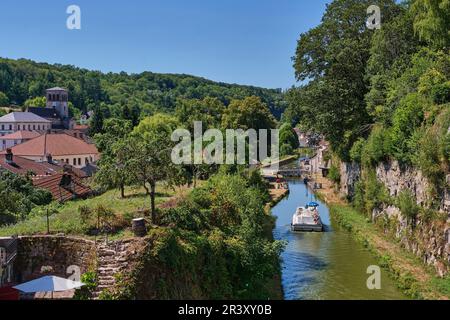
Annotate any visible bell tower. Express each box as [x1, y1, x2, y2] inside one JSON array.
[[46, 87, 69, 119]]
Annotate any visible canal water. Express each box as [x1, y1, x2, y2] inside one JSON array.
[[272, 179, 406, 300]]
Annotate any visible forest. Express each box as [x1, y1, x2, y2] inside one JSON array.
[[0, 57, 286, 121]]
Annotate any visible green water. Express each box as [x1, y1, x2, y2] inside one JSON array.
[[272, 179, 407, 300]]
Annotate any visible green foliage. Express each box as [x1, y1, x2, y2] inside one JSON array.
[[24, 96, 46, 107], [361, 125, 391, 167], [328, 165, 341, 184], [353, 170, 390, 216], [279, 123, 299, 156], [0, 171, 52, 225], [155, 173, 283, 299], [0, 91, 9, 107], [74, 272, 97, 300], [288, 0, 402, 159], [222, 96, 277, 131], [390, 93, 425, 163], [411, 0, 450, 48], [0, 57, 285, 120], [396, 190, 420, 226]]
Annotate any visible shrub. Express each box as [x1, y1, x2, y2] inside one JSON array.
[[361, 125, 391, 167], [396, 190, 420, 227], [350, 138, 366, 163], [390, 93, 425, 163], [328, 165, 341, 184]]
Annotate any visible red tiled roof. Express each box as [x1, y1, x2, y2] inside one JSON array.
[[33, 173, 92, 202], [73, 124, 89, 130], [2, 133, 99, 157], [0, 154, 61, 178], [0, 131, 41, 140]]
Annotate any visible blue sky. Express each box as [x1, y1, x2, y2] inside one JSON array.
[[0, 0, 329, 89]]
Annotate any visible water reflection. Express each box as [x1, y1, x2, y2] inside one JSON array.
[[272, 180, 406, 300]]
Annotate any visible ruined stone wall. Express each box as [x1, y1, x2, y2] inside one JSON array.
[[13, 236, 97, 283]]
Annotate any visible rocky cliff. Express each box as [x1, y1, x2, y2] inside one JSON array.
[[339, 161, 450, 276]]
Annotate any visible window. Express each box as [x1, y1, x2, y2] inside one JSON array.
[[37, 125, 40, 130], [28, 125, 31, 131], [66, 159, 69, 164], [33, 125, 36, 130], [17, 125, 20, 130], [78, 158, 81, 166], [1, 125, 4, 131], [85, 157, 89, 165], [8, 125, 12, 130], [73, 158, 76, 166]]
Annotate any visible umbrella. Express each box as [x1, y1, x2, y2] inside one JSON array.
[[307, 202, 320, 207], [13, 276, 84, 293]]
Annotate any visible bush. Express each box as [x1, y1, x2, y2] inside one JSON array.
[[328, 165, 341, 184], [361, 125, 391, 167], [396, 190, 420, 226], [390, 93, 425, 163], [350, 138, 366, 163]]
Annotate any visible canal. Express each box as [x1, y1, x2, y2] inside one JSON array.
[[271, 179, 407, 300]]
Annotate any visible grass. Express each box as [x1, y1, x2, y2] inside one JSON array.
[[329, 204, 450, 300], [0, 185, 179, 238]]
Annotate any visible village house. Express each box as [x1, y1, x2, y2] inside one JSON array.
[[1, 133, 99, 169], [0, 112, 51, 136], [0, 131, 41, 151], [0, 149, 92, 203]]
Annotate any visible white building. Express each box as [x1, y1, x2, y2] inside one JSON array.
[[0, 112, 52, 136], [0, 131, 41, 150]]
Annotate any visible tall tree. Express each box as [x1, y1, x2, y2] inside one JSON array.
[[291, 0, 401, 159], [411, 0, 450, 48]]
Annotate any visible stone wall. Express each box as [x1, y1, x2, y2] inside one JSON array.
[[339, 160, 450, 276], [13, 236, 97, 283], [339, 162, 361, 199]]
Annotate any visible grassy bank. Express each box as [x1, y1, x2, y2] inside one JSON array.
[[329, 204, 450, 300], [0, 185, 177, 238]]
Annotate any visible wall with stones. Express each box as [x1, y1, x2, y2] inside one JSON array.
[[13, 236, 97, 283], [339, 161, 450, 276]]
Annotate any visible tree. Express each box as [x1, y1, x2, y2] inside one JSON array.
[[291, 0, 401, 159], [0, 91, 9, 107], [411, 0, 450, 48], [131, 114, 181, 223], [24, 96, 46, 107], [94, 118, 134, 198], [222, 96, 277, 131], [279, 123, 299, 156]]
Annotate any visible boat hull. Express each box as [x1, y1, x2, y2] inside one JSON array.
[[291, 224, 323, 232]]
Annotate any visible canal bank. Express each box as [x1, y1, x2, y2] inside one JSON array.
[[308, 173, 450, 300], [271, 179, 407, 300]]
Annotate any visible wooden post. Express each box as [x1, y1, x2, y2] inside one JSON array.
[[46, 209, 50, 235]]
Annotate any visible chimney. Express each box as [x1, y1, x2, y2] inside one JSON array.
[[46, 153, 53, 164], [5, 149, 13, 164]]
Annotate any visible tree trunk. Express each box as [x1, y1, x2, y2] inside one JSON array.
[[120, 182, 125, 198], [150, 181, 156, 224]]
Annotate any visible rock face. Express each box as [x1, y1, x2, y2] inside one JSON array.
[[340, 161, 450, 276], [375, 161, 432, 207], [339, 162, 361, 199]]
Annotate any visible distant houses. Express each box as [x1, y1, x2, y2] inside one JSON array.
[[0, 112, 51, 136], [0, 149, 92, 202], [1, 133, 99, 169], [0, 87, 97, 202]]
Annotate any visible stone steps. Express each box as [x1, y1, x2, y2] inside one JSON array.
[[92, 241, 133, 299]]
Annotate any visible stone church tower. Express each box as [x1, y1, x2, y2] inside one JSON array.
[[46, 87, 69, 119]]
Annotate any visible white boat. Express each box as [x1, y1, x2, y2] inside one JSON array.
[[291, 206, 323, 232]]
